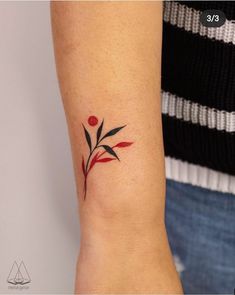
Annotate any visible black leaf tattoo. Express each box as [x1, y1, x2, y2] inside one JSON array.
[[96, 119, 104, 144], [83, 124, 92, 151], [101, 145, 120, 161], [100, 126, 126, 141]]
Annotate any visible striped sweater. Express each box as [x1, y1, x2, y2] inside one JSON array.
[[162, 1, 235, 194]]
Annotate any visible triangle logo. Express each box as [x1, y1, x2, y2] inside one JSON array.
[[7, 261, 31, 285]]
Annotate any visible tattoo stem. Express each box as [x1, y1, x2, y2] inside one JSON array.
[[83, 137, 104, 199], [85, 137, 103, 173]]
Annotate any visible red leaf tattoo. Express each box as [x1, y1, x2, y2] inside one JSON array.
[[89, 152, 100, 171], [81, 117, 133, 200], [114, 142, 133, 148], [96, 158, 116, 163]]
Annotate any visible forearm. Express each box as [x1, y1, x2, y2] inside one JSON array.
[[51, 2, 182, 293]]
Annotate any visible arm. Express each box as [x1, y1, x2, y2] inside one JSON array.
[[51, 2, 182, 293]]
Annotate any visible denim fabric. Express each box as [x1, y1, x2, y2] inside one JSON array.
[[165, 179, 235, 294]]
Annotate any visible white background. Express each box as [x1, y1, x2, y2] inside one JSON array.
[[0, 2, 80, 294]]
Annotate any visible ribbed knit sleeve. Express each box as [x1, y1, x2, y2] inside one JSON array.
[[162, 1, 235, 194]]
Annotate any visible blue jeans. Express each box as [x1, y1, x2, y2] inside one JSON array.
[[165, 179, 235, 294]]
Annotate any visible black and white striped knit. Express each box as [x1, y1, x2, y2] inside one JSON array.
[[162, 1, 235, 194]]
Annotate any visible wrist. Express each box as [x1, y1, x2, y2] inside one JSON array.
[[79, 208, 166, 252], [76, 225, 182, 294], [78, 219, 168, 272]]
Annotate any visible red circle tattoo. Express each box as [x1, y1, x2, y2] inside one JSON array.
[[88, 116, 98, 126]]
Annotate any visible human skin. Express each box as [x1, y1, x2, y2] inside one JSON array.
[[50, 2, 183, 293]]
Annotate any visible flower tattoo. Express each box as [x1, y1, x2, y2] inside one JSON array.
[[82, 116, 133, 200]]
